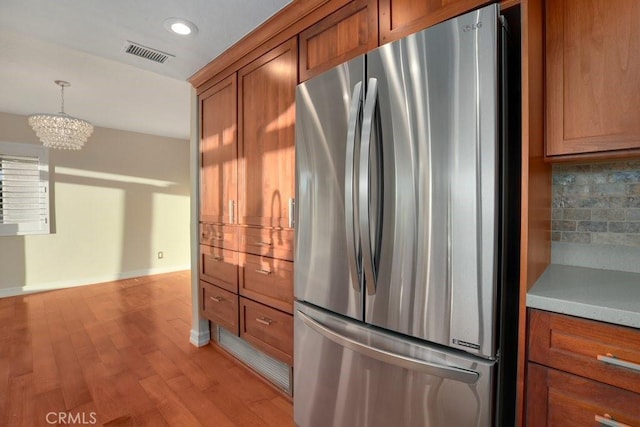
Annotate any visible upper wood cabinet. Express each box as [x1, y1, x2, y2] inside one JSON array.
[[200, 74, 237, 224], [238, 38, 297, 229], [546, 0, 640, 158], [299, 0, 378, 82], [379, 0, 489, 44]]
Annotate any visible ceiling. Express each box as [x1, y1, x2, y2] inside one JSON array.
[[0, 0, 292, 140]]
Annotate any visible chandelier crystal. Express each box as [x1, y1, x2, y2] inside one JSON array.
[[28, 80, 94, 150]]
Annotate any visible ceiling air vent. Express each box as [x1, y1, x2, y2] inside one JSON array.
[[122, 41, 174, 64]]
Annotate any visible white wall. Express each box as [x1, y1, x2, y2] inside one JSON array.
[[0, 112, 190, 296]]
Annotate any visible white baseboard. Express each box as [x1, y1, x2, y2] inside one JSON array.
[[0, 264, 191, 298], [189, 328, 211, 347]]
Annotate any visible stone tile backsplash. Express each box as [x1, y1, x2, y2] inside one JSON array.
[[552, 160, 640, 247]]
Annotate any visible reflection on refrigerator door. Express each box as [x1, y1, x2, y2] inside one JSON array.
[[294, 303, 494, 427]]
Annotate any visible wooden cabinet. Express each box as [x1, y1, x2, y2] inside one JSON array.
[[200, 223, 238, 250], [240, 297, 294, 365], [240, 254, 294, 314], [198, 39, 297, 368], [199, 244, 239, 293], [201, 281, 239, 335], [527, 363, 640, 427], [237, 37, 297, 229], [379, 0, 488, 44], [526, 309, 640, 425], [200, 74, 237, 224], [240, 227, 294, 262], [299, 0, 378, 82], [545, 0, 640, 158]]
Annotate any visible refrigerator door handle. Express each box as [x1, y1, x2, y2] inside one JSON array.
[[345, 81, 363, 292], [359, 78, 380, 295], [298, 310, 480, 384]]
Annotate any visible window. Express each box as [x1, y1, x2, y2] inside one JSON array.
[[0, 141, 50, 236]]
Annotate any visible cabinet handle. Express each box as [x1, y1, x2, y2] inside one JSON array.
[[255, 269, 271, 275], [597, 353, 640, 373], [229, 200, 235, 224], [209, 296, 224, 302], [595, 414, 631, 427], [255, 241, 272, 246], [288, 198, 295, 228], [213, 234, 224, 241], [211, 256, 223, 261], [256, 317, 273, 326]]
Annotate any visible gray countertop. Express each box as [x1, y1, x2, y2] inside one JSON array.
[[526, 264, 640, 329]]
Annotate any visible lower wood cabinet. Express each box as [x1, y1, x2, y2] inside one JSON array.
[[199, 244, 239, 293], [200, 281, 239, 335], [527, 363, 640, 426], [527, 309, 640, 426], [240, 297, 293, 365], [240, 253, 293, 314]]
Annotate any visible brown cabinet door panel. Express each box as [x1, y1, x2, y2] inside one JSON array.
[[201, 281, 239, 335], [240, 297, 293, 365], [239, 253, 293, 313], [200, 74, 238, 224], [299, 0, 378, 82], [526, 363, 640, 427], [379, 0, 488, 44], [238, 38, 297, 229], [546, 0, 640, 157], [528, 309, 640, 394], [199, 245, 239, 293]]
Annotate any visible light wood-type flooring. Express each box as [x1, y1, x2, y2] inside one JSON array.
[[0, 271, 294, 426]]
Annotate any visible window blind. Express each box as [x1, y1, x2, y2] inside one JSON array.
[[0, 142, 50, 236]]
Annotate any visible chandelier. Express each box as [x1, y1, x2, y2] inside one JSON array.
[[28, 80, 94, 150]]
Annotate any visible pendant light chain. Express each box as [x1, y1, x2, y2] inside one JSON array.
[[60, 84, 65, 114]]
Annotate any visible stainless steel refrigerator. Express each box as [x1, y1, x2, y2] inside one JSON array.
[[294, 4, 520, 426]]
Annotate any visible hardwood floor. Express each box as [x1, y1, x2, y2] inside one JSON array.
[[0, 271, 294, 426]]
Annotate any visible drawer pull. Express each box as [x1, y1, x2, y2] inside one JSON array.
[[595, 414, 631, 427], [255, 269, 272, 275], [213, 235, 224, 241], [211, 256, 224, 261], [255, 241, 272, 246], [597, 353, 640, 373], [256, 317, 273, 326], [209, 296, 224, 302]]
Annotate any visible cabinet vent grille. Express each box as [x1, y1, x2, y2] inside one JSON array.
[[122, 41, 174, 64], [217, 326, 292, 395]]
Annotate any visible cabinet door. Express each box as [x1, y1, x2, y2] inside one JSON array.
[[526, 363, 640, 427], [200, 74, 237, 224], [238, 38, 297, 229], [546, 0, 640, 157], [379, 0, 488, 44], [299, 0, 377, 82]]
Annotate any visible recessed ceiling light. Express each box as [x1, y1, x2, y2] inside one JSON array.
[[164, 18, 198, 37]]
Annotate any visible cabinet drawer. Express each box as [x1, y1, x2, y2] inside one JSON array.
[[526, 363, 640, 427], [199, 245, 239, 293], [529, 309, 640, 394], [240, 254, 293, 313], [240, 297, 293, 365], [201, 281, 239, 335], [200, 223, 238, 250], [240, 227, 294, 261]]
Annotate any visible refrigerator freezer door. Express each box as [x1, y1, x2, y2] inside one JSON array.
[[295, 57, 365, 320], [294, 302, 495, 427], [364, 4, 500, 358]]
